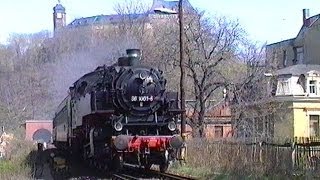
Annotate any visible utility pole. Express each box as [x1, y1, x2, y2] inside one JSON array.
[[153, 0, 186, 161], [179, 0, 186, 141]]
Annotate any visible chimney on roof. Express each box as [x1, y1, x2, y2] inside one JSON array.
[[303, 9, 310, 26]]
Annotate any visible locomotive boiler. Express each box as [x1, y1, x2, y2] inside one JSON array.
[[52, 49, 183, 172]]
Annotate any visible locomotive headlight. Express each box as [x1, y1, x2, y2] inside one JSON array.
[[167, 121, 177, 131], [114, 121, 123, 132]]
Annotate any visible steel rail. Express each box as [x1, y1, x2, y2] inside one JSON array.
[[148, 169, 196, 180], [112, 173, 141, 180], [122, 163, 196, 180]]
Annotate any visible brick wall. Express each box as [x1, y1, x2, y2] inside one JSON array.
[[25, 120, 53, 142]]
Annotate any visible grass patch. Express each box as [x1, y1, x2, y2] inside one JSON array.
[[0, 139, 35, 179], [0, 160, 16, 174], [0, 159, 32, 180], [168, 139, 309, 179], [169, 162, 216, 179]]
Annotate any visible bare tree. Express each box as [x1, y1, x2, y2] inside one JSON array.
[[113, 0, 151, 15], [183, 12, 244, 137], [228, 43, 284, 141], [0, 32, 54, 130]]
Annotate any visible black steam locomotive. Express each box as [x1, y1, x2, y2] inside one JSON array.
[[52, 49, 183, 172]]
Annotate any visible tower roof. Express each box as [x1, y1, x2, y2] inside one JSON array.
[[53, 4, 65, 13]]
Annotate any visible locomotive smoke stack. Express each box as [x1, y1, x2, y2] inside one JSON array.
[[127, 49, 141, 66], [117, 49, 141, 66], [126, 49, 141, 58]]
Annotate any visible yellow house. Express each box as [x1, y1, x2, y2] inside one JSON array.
[[265, 9, 320, 139], [273, 65, 320, 138]]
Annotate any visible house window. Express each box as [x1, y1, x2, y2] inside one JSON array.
[[283, 50, 287, 67], [214, 126, 223, 138], [296, 47, 304, 64], [310, 115, 320, 137], [277, 80, 290, 95], [309, 80, 317, 94]]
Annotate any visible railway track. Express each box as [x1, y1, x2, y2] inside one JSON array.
[[112, 163, 196, 180], [112, 173, 141, 180], [148, 169, 195, 180], [113, 171, 195, 180], [46, 146, 194, 180]]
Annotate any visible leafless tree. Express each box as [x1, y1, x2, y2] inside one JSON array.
[[183, 12, 244, 137], [113, 0, 151, 15], [227, 43, 285, 141]]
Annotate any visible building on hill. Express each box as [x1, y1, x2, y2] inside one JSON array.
[[53, 3, 66, 34], [53, 0, 195, 34]]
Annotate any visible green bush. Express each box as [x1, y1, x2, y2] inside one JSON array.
[[0, 139, 34, 179]]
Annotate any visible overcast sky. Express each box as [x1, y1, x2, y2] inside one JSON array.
[[0, 0, 319, 44]]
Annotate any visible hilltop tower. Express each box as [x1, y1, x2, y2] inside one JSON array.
[[53, 3, 66, 34]]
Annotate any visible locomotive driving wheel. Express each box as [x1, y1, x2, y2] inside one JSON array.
[[142, 155, 152, 170], [112, 153, 124, 172], [159, 151, 169, 172], [159, 161, 169, 172]]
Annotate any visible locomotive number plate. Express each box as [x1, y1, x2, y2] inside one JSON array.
[[131, 96, 154, 102]]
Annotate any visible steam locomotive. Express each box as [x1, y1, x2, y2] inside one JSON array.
[[52, 49, 183, 172]]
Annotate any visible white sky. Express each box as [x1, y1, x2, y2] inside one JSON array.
[[0, 0, 319, 44]]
